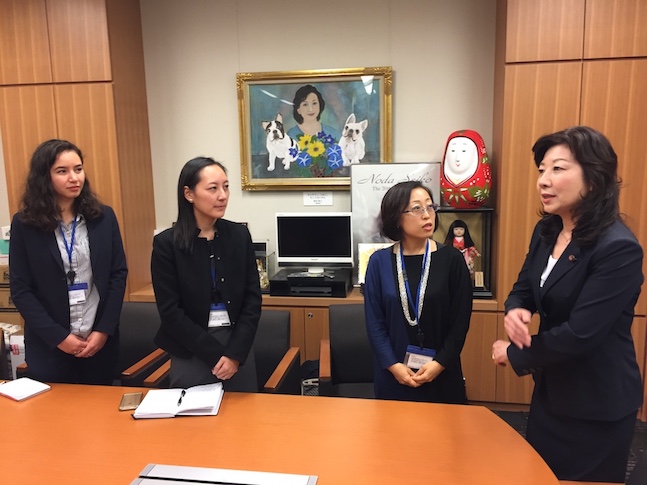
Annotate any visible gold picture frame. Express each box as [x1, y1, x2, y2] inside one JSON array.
[[237, 67, 393, 191]]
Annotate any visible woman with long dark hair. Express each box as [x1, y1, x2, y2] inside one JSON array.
[[9, 139, 127, 384], [151, 157, 261, 390], [492, 126, 644, 482]]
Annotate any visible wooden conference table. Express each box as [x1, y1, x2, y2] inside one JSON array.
[[0, 384, 559, 485]]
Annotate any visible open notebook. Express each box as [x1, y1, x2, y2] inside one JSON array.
[[133, 383, 224, 419], [0, 377, 51, 401]]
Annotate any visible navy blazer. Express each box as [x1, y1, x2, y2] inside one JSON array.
[[151, 218, 261, 369], [506, 220, 644, 421], [9, 206, 128, 350]]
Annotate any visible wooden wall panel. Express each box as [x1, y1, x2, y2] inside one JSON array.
[[633, 317, 647, 421], [495, 62, 581, 308], [0, 0, 52, 85], [581, 59, 647, 316], [584, 0, 647, 59], [462, 312, 497, 402], [46, 0, 111, 82], [53, 84, 122, 228], [105, 0, 156, 294], [505, 0, 585, 63], [495, 313, 539, 403], [0, 85, 57, 215]]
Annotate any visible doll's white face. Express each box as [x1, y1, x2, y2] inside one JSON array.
[[453, 227, 465, 237], [443, 136, 478, 184]]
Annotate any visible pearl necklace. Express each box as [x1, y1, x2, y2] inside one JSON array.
[[396, 240, 432, 326]]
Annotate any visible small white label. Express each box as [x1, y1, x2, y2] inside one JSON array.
[[474, 271, 484, 288], [404, 352, 435, 370], [303, 192, 333, 206]]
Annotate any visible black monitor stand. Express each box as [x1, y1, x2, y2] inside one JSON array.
[[269, 268, 352, 298]]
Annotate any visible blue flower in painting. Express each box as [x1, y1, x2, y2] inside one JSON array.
[[326, 144, 343, 169], [289, 147, 298, 158], [296, 151, 312, 168], [317, 131, 336, 146]]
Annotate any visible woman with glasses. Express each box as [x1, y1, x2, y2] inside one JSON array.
[[151, 157, 261, 390], [364, 181, 473, 402]]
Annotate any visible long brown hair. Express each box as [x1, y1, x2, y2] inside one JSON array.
[[18, 139, 102, 231]]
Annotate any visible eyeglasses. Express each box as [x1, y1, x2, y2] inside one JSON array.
[[402, 203, 440, 215]]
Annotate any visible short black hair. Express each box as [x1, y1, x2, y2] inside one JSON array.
[[379, 181, 437, 241], [292, 85, 325, 124]]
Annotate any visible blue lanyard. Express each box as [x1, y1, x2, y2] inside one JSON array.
[[400, 240, 429, 327], [59, 217, 77, 284], [209, 241, 220, 304]]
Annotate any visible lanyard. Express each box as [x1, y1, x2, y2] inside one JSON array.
[[209, 240, 220, 304], [397, 240, 431, 348], [59, 217, 77, 285]]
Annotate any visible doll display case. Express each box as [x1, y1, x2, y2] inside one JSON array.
[[433, 207, 493, 298], [252, 241, 274, 294]]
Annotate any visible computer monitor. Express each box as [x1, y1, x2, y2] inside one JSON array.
[[275, 212, 353, 273]]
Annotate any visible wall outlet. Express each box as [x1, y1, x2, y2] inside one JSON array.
[[1, 226, 9, 240]]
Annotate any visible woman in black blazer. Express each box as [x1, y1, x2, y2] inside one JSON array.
[[151, 157, 261, 390], [9, 139, 128, 385], [492, 126, 643, 482]]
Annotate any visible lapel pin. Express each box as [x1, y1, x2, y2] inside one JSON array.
[[568, 255, 577, 262]]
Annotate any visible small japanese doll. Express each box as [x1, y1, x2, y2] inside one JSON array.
[[444, 220, 481, 277]]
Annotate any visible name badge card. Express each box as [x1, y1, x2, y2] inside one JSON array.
[[208, 303, 231, 327], [68, 283, 89, 306], [404, 345, 436, 370]]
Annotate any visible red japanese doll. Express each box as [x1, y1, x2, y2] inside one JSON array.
[[440, 130, 492, 208]]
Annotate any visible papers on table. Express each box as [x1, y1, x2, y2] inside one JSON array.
[[132, 463, 318, 485], [0, 377, 51, 401], [133, 383, 224, 419]]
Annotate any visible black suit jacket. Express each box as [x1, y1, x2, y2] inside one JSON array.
[[9, 206, 128, 351], [151, 219, 261, 369], [505, 220, 644, 421]]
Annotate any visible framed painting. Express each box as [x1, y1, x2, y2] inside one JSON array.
[[237, 67, 392, 191]]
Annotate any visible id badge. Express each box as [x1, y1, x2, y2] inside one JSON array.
[[68, 283, 89, 305], [208, 302, 231, 327], [404, 345, 436, 370]]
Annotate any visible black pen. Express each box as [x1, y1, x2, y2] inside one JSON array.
[[177, 389, 186, 406]]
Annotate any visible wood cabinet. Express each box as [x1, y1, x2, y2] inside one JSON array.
[[261, 290, 363, 363], [0, 0, 52, 85], [505, 0, 585, 62], [462, 311, 497, 402], [0, 0, 155, 297], [584, 0, 647, 59]]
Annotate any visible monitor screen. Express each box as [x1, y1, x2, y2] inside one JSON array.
[[276, 212, 353, 269]]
